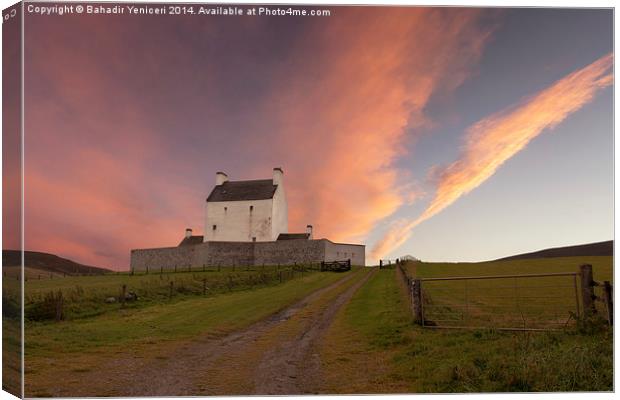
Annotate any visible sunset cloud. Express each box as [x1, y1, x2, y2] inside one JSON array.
[[23, 9, 495, 268], [259, 8, 495, 242], [370, 53, 613, 260]]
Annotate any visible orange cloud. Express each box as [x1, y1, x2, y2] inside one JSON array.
[[370, 53, 613, 260], [22, 9, 495, 269], [259, 8, 495, 243]]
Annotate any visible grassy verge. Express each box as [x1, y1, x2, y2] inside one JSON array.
[[24, 268, 362, 397], [320, 268, 613, 393], [25, 270, 356, 358], [23, 265, 314, 320]]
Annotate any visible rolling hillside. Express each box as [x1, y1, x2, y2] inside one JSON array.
[[495, 240, 613, 261], [2, 250, 110, 275]]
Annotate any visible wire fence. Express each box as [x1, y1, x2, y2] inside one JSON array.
[[419, 273, 580, 330], [397, 262, 613, 331]]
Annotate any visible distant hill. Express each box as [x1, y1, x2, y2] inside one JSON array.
[[496, 240, 613, 261], [2, 250, 111, 275]]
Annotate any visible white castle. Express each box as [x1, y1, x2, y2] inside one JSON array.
[[130, 168, 365, 270]]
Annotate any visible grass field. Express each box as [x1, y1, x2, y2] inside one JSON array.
[[17, 256, 614, 394], [3, 275, 22, 397], [22, 264, 314, 320], [321, 264, 613, 393], [24, 268, 361, 396]]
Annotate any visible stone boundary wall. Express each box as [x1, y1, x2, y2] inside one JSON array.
[[254, 239, 325, 265], [130, 239, 365, 271], [130, 245, 197, 272]]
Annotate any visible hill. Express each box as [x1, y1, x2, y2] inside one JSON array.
[[496, 240, 613, 261], [2, 250, 110, 275]]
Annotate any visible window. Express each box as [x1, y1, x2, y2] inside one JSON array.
[[252, 237, 256, 242], [224, 207, 227, 212], [212, 225, 217, 230], [250, 205, 254, 211]]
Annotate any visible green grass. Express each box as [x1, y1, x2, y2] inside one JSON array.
[[322, 267, 613, 393], [23, 265, 314, 320], [25, 269, 358, 359], [410, 256, 612, 281]]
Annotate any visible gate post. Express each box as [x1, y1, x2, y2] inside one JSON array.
[[412, 279, 423, 325], [579, 264, 596, 317], [379, 260, 383, 269], [603, 281, 613, 325]]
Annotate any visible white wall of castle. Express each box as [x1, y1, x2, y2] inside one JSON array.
[[271, 181, 288, 240], [204, 198, 274, 242]]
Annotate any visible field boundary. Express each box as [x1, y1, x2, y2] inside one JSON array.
[[397, 262, 613, 331]]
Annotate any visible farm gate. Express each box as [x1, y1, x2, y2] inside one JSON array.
[[398, 264, 613, 331]]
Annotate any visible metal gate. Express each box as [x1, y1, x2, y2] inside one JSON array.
[[418, 272, 580, 331]]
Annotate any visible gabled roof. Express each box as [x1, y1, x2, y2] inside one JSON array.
[[207, 179, 277, 202], [178, 235, 204, 246], [277, 233, 311, 241]]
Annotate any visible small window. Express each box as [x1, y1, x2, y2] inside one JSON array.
[[250, 205, 254, 211], [252, 237, 256, 242], [224, 207, 227, 212], [212, 225, 217, 230]]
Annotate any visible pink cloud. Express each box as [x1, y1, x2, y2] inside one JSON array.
[[370, 53, 613, 260]]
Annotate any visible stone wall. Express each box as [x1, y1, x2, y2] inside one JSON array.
[[254, 239, 325, 265], [130, 245, 197, 272], [205, 241, 254, 266], [130, 239, 365, 271]]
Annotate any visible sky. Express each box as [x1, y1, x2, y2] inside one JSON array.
[[9, 6, 613, 269]]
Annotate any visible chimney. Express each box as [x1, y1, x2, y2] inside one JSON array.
[[216, 171, 228, 186], [185, 228, 193, 239], [273, 167, 284, 186], [306, 225, 313, 240]]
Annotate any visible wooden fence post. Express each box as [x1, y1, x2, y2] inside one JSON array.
[[412, 279, 423, 325], [603, 281, 613, 325], [146, 266, 149, 274], [579, 264, 596, 318], [55, 290, 64, 321], [121, 284, 127, 307]]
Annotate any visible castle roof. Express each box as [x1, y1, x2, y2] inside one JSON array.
[[277, 233, 311, 240], [206, 179, 277, 202], [178, 235, 204, 246]]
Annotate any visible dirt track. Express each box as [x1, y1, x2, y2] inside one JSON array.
[[90, 268, 374, 396]]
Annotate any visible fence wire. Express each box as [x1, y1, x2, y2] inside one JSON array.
[[419, 273, 580, 331]]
